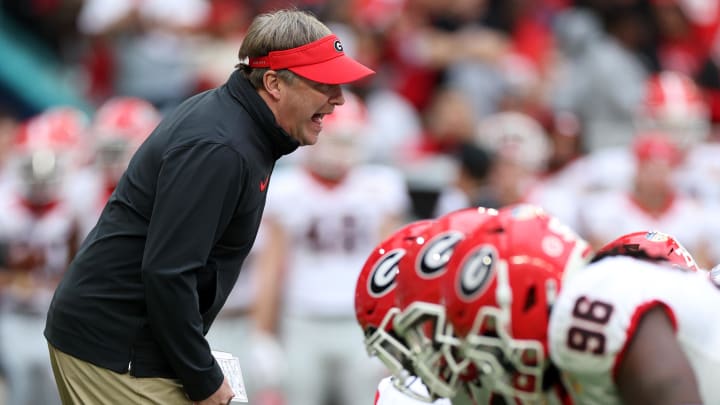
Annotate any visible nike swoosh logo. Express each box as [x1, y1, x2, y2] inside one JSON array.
[[259, 175, 270, 192]]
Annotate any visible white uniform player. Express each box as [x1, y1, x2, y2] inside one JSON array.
[[0, 107, 87, 405], [579, 190, 707, 254], [472, 112, 581, 231], [255, 93, 410, 405], [65, 97, 161, 239], [578, 133, 712, 267], [549, 256, 720, 404]]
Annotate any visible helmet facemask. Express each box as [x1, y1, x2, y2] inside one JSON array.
[[394, 301, 471, 400]]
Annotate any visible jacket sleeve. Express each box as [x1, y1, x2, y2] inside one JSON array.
[[142, 142, 244, 401]]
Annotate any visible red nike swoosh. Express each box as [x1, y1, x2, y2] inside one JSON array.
[[260, 176, 269, 191]]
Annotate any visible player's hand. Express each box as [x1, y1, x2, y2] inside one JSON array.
[[194, 377, 234, 405], [248, 329, 288, 388]]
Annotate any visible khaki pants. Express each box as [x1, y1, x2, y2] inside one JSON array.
[[48, 343, 192, 405]]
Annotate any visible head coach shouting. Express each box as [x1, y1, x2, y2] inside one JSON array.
[[44, 8, 374, 405]]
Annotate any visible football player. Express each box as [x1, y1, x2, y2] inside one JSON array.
[[442, 204, 589, 404], [354, 219, 451, 405], [0, 107, 88, 405], [577, 132, 713, 268], [443, 204, 720, 404], [65, 96, 161, 239]]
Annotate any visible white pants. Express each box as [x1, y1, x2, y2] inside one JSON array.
[[0, 311, 61, 405], [281, 316, 388, 405]]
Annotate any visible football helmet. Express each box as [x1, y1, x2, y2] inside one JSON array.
[[637, 71, 709, 149], [443, 204, 592, 402], [393, 207, 499, 399], [92, 97, 161, 184], [354, 219, 436, 384], [13, 107, 88, 205], [592, 230, 700, 272]]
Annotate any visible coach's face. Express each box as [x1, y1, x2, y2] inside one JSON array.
[[264, 71, 345, 146]]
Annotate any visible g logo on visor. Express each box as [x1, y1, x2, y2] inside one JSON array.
[[368, 249, 405, 297], [334, 40, 343, 52]]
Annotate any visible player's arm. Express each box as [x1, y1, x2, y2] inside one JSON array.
[[248, 216, 289, 387], [615, 306, 702, 405], [252, 216, 287, 335]]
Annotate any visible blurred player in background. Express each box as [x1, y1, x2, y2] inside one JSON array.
[[577, 132, 713, 268], [472, 111, 580, 231], [0, 107, 87, 405], [551, 70, 711, 196], [65, 96, 161, 239], [443, 204, 720, 404], [253, 92, 410, 405]]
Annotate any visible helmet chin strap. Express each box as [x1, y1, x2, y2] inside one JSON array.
[[495, 260, 513, 333]]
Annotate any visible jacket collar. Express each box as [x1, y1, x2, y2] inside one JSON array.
[[226, 69, 300, 159]]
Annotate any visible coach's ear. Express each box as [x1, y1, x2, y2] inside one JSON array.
[[615, 306, 701, 405], [262, 70, 282, 100]]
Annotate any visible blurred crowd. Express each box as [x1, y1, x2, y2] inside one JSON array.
[[2, 0, 720, 404]]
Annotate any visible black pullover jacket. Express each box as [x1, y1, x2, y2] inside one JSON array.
[[45, 70, 299, 401]]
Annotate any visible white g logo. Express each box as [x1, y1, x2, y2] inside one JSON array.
[[459, 245, 496, 300], [418, 231, 464, 278], [368, 249, 405, 297]]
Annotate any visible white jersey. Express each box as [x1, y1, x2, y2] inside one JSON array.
[[679, 142, 720, 203], [578, 189, 708, 255], [374, 376, 451, 405], [63, 166, 113, 240], [550, 147, 634, 195], [549, 256, 720, 404], [265, 164, 409, 317], [523, 179, 581, 234], [0, 192, 78, 313]]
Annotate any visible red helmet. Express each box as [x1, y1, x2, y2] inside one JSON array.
[[593, 230, 700, 271], [92, 97, 161, 183], [14, 106, 87, 153], [13, 107, 88, 204], [93, 97, 161, 142], [443, 204, 592, 402], [638, 71, 709, 148], [354, 219, 435, 384], [393, 207, 499, 399]]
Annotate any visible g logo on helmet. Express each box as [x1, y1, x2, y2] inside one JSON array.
[[418, 231, 464, 279], [334, 40, 343, 52], [458, 245, 497, 301], [368, 249, 405, 297]]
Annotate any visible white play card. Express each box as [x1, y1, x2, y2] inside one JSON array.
[[211, 350, 249, 403]]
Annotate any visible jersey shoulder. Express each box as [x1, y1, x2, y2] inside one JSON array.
[[549, 256, 716, 375]]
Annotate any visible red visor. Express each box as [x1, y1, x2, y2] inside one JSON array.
[[248, 34, 375, 85]]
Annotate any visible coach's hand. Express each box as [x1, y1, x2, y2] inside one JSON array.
[[195, 377, 235, 405]]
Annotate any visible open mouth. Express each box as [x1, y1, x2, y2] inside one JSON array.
[[312, 113, 325, 124]]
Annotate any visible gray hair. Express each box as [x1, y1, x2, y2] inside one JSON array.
[[238, 9, 332, 89]]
